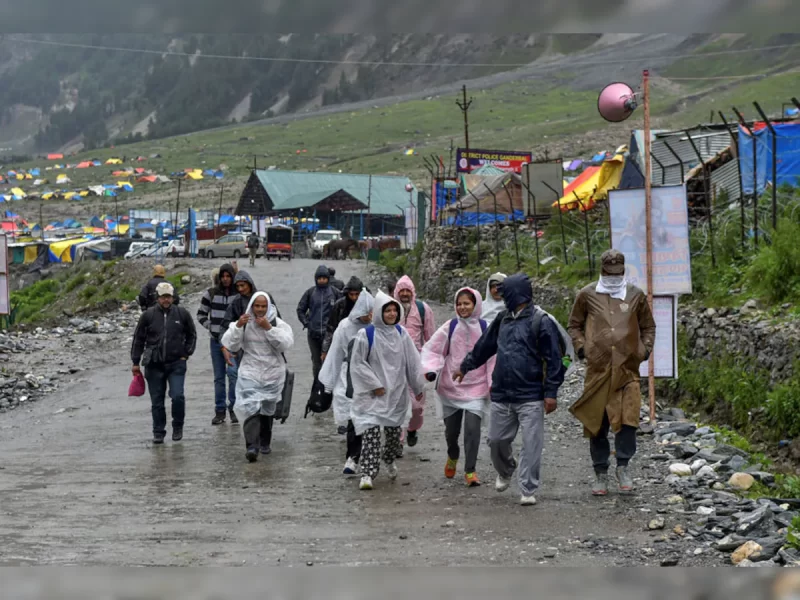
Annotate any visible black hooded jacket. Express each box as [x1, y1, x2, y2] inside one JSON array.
[[296, 265, 341, 337], [322, 275, 367, 352], [131, 303, 196, 366]]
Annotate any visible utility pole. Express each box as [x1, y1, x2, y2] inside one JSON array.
[[174, 179, 182, 238], [366, 174, 372, 239], [216, 184, 224, 241], [456, 85, 473, 173]]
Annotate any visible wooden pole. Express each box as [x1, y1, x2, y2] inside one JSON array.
[[216, 184, 224, 241], [367, 174, 372, 239], [643, 69, 656, 425]]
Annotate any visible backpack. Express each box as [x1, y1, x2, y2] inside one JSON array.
[[247, 235, 259, 249], [530, 308, 571, 370], [304, 377, 332, 417], [416, 299, 425, 324], [345, 324, 403, 399], [444, 318, 487, 357]]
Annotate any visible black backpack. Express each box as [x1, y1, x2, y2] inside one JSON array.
[[304, 377, 333, 417]]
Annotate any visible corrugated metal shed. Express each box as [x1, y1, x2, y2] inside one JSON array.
[[650, 128, 732, 186], [710, 160, 742, 204]]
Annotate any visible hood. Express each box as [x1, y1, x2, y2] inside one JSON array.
[[210, 267, 220, 288], [501, 273, 533, 312], [217, 263, 236, 289], [485, 272, 507, 300], [349, 290, 375, 322], [233, 270, 257, 296], [315, 265, 330, 284], [344, 276, 364, 292], [374, 290, 404, 330], [454, 287, 483, 323], [393, 275, 417, 304], [245, 291, 277, 322]]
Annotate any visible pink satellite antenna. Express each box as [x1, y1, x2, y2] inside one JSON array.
[[597, 82, 639, 123]]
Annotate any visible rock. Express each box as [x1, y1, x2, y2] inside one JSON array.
[[658, 423, 696, 437], [690, 459, 708, 473], [750, 536, 786, 562], [543, 548, 558, 558], [660, 556, 679, 567], [181, 275, 191, 284], [736, 506, 772, 535], [750, 472, 775, 486], [714, 444, 751, 459], [673, 525, 686, 536], [716, 535, 747, 551], [697, 506, 716, 516], [670, 408, 687, 420], [697, 449, 729, 463], [740, 299, 759, 315], [673, 443, 699, 459], [443, 520, 455, 528], [648, 518, 665, 530], [696, 466, 717, 479], [778, 547, 800, 566], [728, 473, 756, 491], [664, 495, 684, 505], [712, 482, 726, 490], [727, 456, 748, 472], [732, 541, 763, 565], [669, 463, 693, 477], [694, 426, 712, 436]]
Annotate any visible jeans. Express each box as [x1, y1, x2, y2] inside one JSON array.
[[145, 360, 187, 437], [249, 247, 257, 266], [210, 337, 237, 413], [488, 401, 544, 497], [444, 409, 482, 473], [308, 331, 324, 381], [590, 411, 637, 473]]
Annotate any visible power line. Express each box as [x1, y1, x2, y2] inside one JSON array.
[[7, 35, 800, 71]]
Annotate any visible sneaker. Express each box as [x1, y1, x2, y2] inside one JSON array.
[[520, 495, 537, 506], [395, 445, 404, 459], [465, 472, 481, 487], [212, 412, 226, 425], [246, 447, 259, 463], [616, 466, 634, 494], [172, 427, 183, 442], [444, 457, 458, 479], [259, 445, 271, 455], [228, 409, 239, 424], [495, 475, 511, 492], [153, 434, 165, 444], [359, 476, 373, 490], [386, 462, 398, 480], [407, 430, 418, 447], [592, 473, 609, 496], [343, 457, 358, 476], [337, 425, 347, 435]]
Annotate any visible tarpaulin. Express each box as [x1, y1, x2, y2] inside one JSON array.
[[739, 122, 800, 195], [555, 154, 625, 212], [444, 210, 524, 226]]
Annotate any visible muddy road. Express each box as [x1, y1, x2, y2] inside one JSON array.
[[0, 258, 725, 567]]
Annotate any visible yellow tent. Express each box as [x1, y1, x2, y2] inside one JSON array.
[[24, 173, 33, 179], [11, 187, 26, 198], [116, 181, 130, 187], [48, 237, 89, 263], [187, 170, 203, 180], [24, 245, 40, 264], [15, 173, 24, 180], [106, 158, 123, 165], [42, 192, 54, 200], [555, 153, 626, 212], [112, 224, 130, 235], [79, 190, 89, 197], [64, 192, 76, 200]]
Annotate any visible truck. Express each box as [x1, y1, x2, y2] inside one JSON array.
[[265, 225, 293, 260], [311, 229, 341, 258]]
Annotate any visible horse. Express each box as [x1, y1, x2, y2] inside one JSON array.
[[323, 238, 359, 260]]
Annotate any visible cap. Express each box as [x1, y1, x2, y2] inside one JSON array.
[[155, 282, 174, 297], [600, 249, 626, 275], [153, 264, 166, 277]]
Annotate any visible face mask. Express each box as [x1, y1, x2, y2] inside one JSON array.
[[600, 275, 625, 287]]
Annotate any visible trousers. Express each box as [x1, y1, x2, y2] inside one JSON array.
[[360, 426, 401, 479], [145, 360, 187, 437], [590, 411, 637, 473], [488, 401, 544, 497], [242, 414, 273, 450], [346, 419, 362, 463], [444, 409, 482, 473], [210, 337, 238, 412], [308, 331, 324, 381]]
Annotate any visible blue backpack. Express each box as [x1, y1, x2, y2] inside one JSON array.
[[444, 318, 487, 357], [345, 324, 403, 398]]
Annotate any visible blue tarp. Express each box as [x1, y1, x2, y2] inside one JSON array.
[[567, 159, 583, 171], [90, 216, 104, 228], [590, 152, 608, 164], [434, 179, 459, 212], [739, 123, 800, 195], [4, 210, 18, 218], [214, 171, 224, 179], [218, 215, 236, 224], [30, 168, 40, 176], [445, 210, 525, 226]]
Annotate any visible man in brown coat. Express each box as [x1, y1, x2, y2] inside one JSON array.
[[567, 249, 656, 496]]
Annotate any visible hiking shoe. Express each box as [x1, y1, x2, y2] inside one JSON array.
[[386, 462, 398, 480], [343, 458, 358, 476], [616, 466, 634, 494], [246, 447, 259, 463], [444, 457, 458, 479], [592, 473, 609, 496], [395, 445, 404, 459], [520, 495, 537, 506], [407, 430, 418, 447], [337, 425, 347, 435], [172, 427, 183, 442], [260, 445, 271, 455], [359, 476, 373, 490], [465, 472, 480, 487], [212, 412, 226, 425], [228, 409, 239, 424], [495, 475, 511, 492], [153, 434, 165, 445]]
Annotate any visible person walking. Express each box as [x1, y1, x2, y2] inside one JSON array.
[[347, 291, 425, 490], [318, 290, 374, 476], [221, 291, 294, 463], [481, 273, 507, 326], [196, 263, 240, 425], [247, 231, 260, 267], [328, 267, 345, 292], [220, 271, 280, 367], [421, 288, 491, 487], [138, 264, 180, 310], [567, 249, 656, 496], [393, 275, 435, 448], [455, 273, 566, 506], [131, 282, 197, 444], [322, 276, 367, 360], [296, 265, 341, 381]]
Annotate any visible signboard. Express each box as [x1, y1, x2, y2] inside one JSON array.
[[456, 148, 532, 174], [608, 185, 692, 295], [639, 295, 678, 379], [0, 234, 8, 315]]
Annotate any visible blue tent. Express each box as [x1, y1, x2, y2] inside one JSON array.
[[445, 210, 525, 226], [4, 210, 19, 218], [218, 215, 236, 224], [30, 168, 40, 176], [203, 169, 216, 176], [90, 216, 104, 228], [739, 123, 800, 195], [214, 171, 224, 179]]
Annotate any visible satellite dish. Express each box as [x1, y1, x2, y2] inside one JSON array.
[[597, 82, 638, 123]]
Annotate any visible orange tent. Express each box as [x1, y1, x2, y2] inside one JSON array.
[[76, 161, 92, 169], [47, 153, 64, 160], [137, 175, 157, 183]]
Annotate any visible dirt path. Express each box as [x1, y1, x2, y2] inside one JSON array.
[[0, 258, 726, 566]]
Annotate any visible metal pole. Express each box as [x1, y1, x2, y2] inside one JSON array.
[[175, 178, 181, 240], [717, 110, 746, 251], [651, 152, 667, 186], [753, 101, 778, 230], [541, 180, 568, 265], [662, 140, 684, 184], [733, 107, 758, 247], [501, 180, 521, 272], [643, 69, 656, 425], [366, 174, 372, 239], [685, 130, 715, 267], [485, 183, 500, 266], [216, 184, 224, 241], [573, 191, 593, 277]]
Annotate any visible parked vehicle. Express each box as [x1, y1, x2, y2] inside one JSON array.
[[134, 239, 185, 258], [311, 229, 341, 257], [202, 233, 262, 259], [265, 225, 293, 260], [124, 241, 155, 259]]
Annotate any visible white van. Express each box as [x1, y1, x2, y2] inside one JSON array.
[[312, 229, 342, 254]]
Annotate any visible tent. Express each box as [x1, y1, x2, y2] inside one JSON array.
[[11, 187, 26, 199], [137, 175, 157, 183], [76, 161, 92, 169], [186, 170, 203, 180], [30, 168, 40, 176], [47, 153, 64, 160], [47, 237, 90, 263], [56, 174, 71, 184], [106, 158, 123, 165], [555, 153, 626, 212], [739, 122, 800, 195], [117, 182, 134, 192]]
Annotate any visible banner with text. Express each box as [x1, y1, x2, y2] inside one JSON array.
[[456, 148, 532, 174], [639, 295, 678, 379], [0, 234, 8, 315], [608, 185, 692, 295]]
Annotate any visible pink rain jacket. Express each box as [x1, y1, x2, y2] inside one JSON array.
[[421, 287, 491, 403], [393, 275, 436, 352]]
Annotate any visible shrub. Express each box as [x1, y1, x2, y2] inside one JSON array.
[[746, 218, 800, 304]]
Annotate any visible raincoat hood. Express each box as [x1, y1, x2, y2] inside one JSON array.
[[344, 276, 364, 292], [349, 290, 374, 323], [393, 275, 417, 303], [483, 272, 507, 324], [454, 287, 483, 323], [375, 290, 404, 329], [315, 265, 331, 285], [233, 270, 257, 296], [501, 273, 532, 312], [217, 263, 236, 291], [245, 291, 277, 323]]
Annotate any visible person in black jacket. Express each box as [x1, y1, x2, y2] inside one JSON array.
[[137, 264, 180, 310], [328, 267, 345, 292], [131, 282, 197, 444], [455, 273, 565, 506], [296, 265, 341, 380], [220, 270, 280, 367], [321, 275, 366, 358]]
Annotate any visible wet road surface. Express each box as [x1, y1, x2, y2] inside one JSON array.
[[0, 258, 705, 566]]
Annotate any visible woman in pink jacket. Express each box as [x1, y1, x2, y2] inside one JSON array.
[[420, 287, 491, 487]]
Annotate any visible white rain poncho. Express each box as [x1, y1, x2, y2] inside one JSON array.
[[318, 290, 374, 426], [482, 272, 507, 326], [348, 291, 426, 435], [221, 291, 294, 422]]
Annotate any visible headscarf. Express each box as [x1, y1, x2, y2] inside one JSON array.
[[596, 274, 628, 301], [482, 272, 507, 325]]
